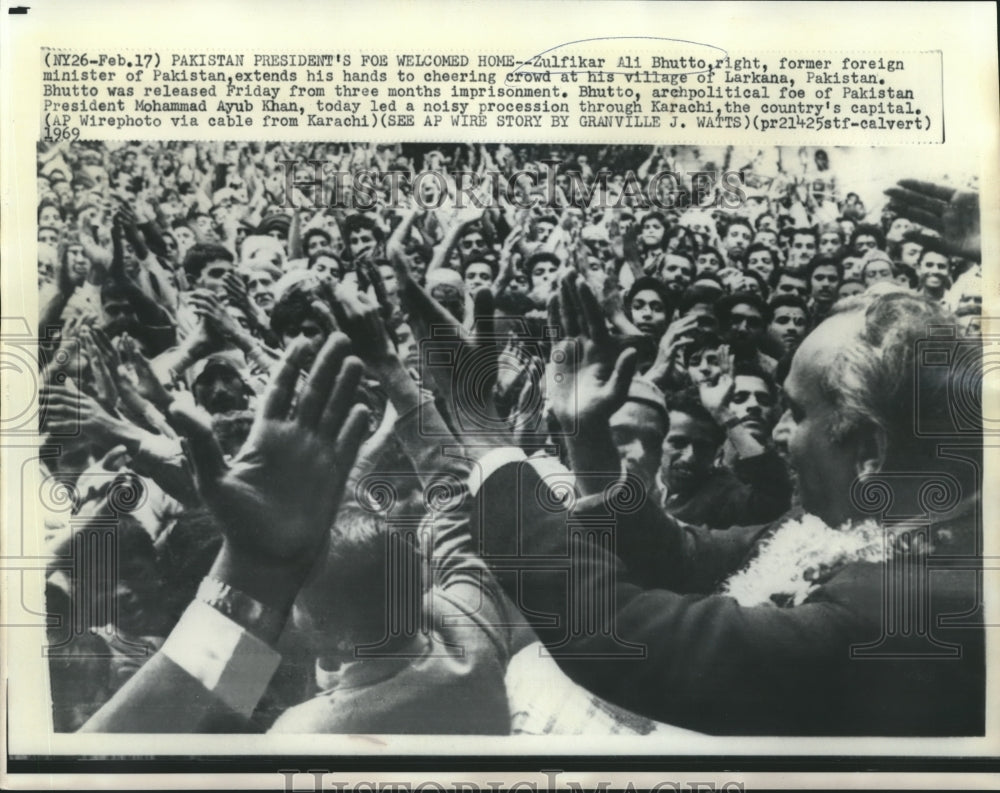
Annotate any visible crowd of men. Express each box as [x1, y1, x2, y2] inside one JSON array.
[[36, 140, 984, 736]]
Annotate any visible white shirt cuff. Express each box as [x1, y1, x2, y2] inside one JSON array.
[[161, 600, 282, 718]]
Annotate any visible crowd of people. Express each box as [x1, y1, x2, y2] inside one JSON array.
[[35, 139, 984, 736]]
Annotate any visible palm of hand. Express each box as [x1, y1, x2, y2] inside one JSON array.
[[211, 422, 340, 563]]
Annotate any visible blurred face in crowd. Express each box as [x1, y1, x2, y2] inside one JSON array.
[[306, 234, 331, 258], [640, 216, 665, 248], [173, 225, 196, 258], [730, 374, 776, 443], [660, 254, 694, 293], [38, 227, 59, 248], [769, 305, 808, 352], [349, 227, 377, 261], [773, 273, 809, 300], [957, 313, 982, 338], [198, 258, 233, 296], [102, 296, 138, 339], [687, 346, 722, 386], [819, 232, 842, 256], [746, 249, 776, 282], [377, 264, 399, 299], [841, 255, 864, 281], [810, 264, 840, 304], [281, 317, 326, 352], [887, 217, 912, 243], [853, 233, 879, 255], [459, 230, 488, 263], [629, 289, 669, 338], [696, 250, 723, 276], [753, 229, 778, 249], [900, 241, 923, 268], [310, 255, 341, 285], [722, 223, 752, 259], [534, 219, 556, 243], [66, 244, 90, 283], [610, 401, 667, 492], [530, 257, 560, 296], [39, 204, 63, 229], [193, 367, 249, 415], [837, 281, 865, 300], [662, 410, 719, 495], [788, 233, 817, 268], [726, 301, 765, 351], [246, 270, 276, 311], [463, 262, 494, 294], [773, 311, 867, 526], [862, 259, 894, 287], [918, 251, 951, 292]]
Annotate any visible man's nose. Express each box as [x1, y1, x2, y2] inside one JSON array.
[[772, 410, 792, 445]]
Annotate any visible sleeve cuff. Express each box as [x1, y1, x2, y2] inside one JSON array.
[[160, 600, 282, 718]]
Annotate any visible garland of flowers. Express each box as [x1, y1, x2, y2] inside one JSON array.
[[719, 514, 887, 607]]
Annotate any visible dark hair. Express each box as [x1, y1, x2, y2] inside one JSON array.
[[716, 290, 771, 325], [768, 293, 810, 317], [807, 254, 844, 282], [666, 387, 725, 445], [731, 359, 778, 398], [696, 246, 725, 269], [849, 223, 885, 252], [522, 251, 561, 279], [740, 269, 770, 299], [302, 227, 333, 249], [790, 227, 819, 245], [182, 242, 234, 283], [461, 255, 499, 279], [625, 277, 674, 317], [894, 263, 918, 289], [769, 266, 809, 290], [744, 242, 777, 266], [683, 330, 724, 365], [679, 284, 723, 315], [270, 279, 328, 338], [308, 247, 343, 276]]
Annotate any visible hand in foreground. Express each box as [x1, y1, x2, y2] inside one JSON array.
[[884, 179, 980, 261], [171, 333, 370, 612], [547, 272, 637, 429]]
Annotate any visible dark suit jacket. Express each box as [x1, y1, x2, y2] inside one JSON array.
[[475, 458, 984, 736]]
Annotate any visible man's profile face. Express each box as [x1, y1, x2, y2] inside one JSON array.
[[788, 234, 817, 268], [730, 374, 776, 442], [610, 401, 667, 492], [810, 265, 840, 303], [900, 241, 923, 268], [662, 410, 719, 494], [772, 312, 865, 526]]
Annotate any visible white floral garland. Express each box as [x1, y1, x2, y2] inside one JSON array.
[[719, 514, 886, 607]]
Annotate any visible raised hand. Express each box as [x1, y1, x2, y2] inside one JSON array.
[[884, 180, 980, 260], [171, 333, 369, 570], [547, 272, 637, 429]]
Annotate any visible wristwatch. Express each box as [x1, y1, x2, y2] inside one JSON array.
[[195, 576, 285, 640]]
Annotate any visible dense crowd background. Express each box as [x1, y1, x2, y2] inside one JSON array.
[[35, 139, 983, 734]]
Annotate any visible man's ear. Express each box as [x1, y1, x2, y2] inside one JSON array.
[[853, 421, 888, 477]]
